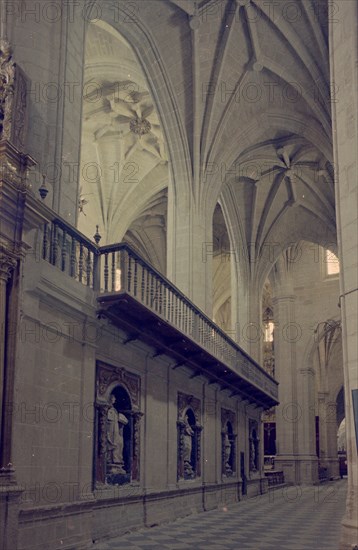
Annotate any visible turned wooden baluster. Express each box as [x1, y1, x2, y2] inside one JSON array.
[[133, 258, 138, 297], [104, 253, 109, 291], [111, 251, 115, 291], [167, 289, 171, 321], [199, 315, 203, 345], [170, 290, 174, 324], [154, 278, 159, 312], [86, 249, 92, 287], [162, 284, 167, 318], [158, 280, 163, 315], [150, 272, 154, 308], [78, 242, 84, 283], [185, 304, 190, 335], [61, 229, 67, 272], [127, 253, 132, 293], [146, 269, 150, 306], [213, 328, 218, 356], [70, 236, 76, 278], [43, 223, 48, 261], [174, 293, 180, 327], [51, 223, 58, 266], [141, 263, 145, 302]]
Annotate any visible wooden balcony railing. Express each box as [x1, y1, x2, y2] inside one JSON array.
[[42, 219, 278, 401]]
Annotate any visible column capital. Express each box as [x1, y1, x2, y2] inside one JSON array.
[[0, 248, 17, 282]]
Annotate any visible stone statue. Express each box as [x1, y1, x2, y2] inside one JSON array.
[[183, 413, 194, 474], [107, 394, 128, 474], [224, 433, 232, 473], [250, 439, 256, 471], [0, 39, 15, 140]]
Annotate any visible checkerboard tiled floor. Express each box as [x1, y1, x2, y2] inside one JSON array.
[[97, 479, 348, 550]]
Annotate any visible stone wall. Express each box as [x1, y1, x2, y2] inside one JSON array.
[[12, 245, 265, 549]]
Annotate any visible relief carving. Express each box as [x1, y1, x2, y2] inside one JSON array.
[[0, 39, 15, 141], [97, 361, 140, 408], [0, 250, 17, 282], [0, 40, 28, 150]]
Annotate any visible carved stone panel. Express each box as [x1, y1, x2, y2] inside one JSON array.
[[97, 361, 140, 408]]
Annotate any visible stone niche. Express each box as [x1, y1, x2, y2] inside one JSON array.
[[177, 393, 203, 480], [95, 361, 143, 487], [249, 419, 260, 475], [221, 408, 237, 477]]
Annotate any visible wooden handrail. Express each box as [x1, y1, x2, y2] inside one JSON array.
[[42, 219, 278, 394]]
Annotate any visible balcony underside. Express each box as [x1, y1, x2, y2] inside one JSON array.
[[97, 292, 279, 410]]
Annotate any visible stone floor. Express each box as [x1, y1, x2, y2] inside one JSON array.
[[95, 479, 347, 550]]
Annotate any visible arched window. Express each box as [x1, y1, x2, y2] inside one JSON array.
[[324, 249, 340, 277]]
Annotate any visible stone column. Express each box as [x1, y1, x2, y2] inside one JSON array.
[[325, 402, 340, 479], [0, 249, 17, 459], [0, 249, 23, 550], [330, 3, 358, 547], [245, 281, 262, 363], [317, 392, 329, 467], [167, 190, 213, 315], [272, 254, 318, 483], [316, 392, 339, 479]]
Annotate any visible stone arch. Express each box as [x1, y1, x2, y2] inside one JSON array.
[[77, 16, 174, 245], [87, 6, 192, 203]]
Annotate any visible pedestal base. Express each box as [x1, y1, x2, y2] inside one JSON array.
[[275, 456, 319, 484], [339, 483, 358, 550], [106, 472, 130, 486]]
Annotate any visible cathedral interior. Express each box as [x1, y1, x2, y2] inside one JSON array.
[[0, 1, 357, 549]]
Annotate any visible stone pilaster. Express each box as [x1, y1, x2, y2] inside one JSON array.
[[0, 248, 17, 461], [0, 249, 23, 550], [272, 252, 318, 484], [167, 192, 213, 316], [330, 2, 358, 547]]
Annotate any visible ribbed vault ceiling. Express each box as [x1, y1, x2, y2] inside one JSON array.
[[78, 0, 334, 285], [78, 21, 168, 244]]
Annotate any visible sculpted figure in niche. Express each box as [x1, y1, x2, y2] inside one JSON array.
[[225, 433, 232, 473], [250, 429, 259, 472], [183, 413, 194, 474], [250, 439, 256, 470], [0, 40, 15, 137], [107, 394, 128, 474]]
